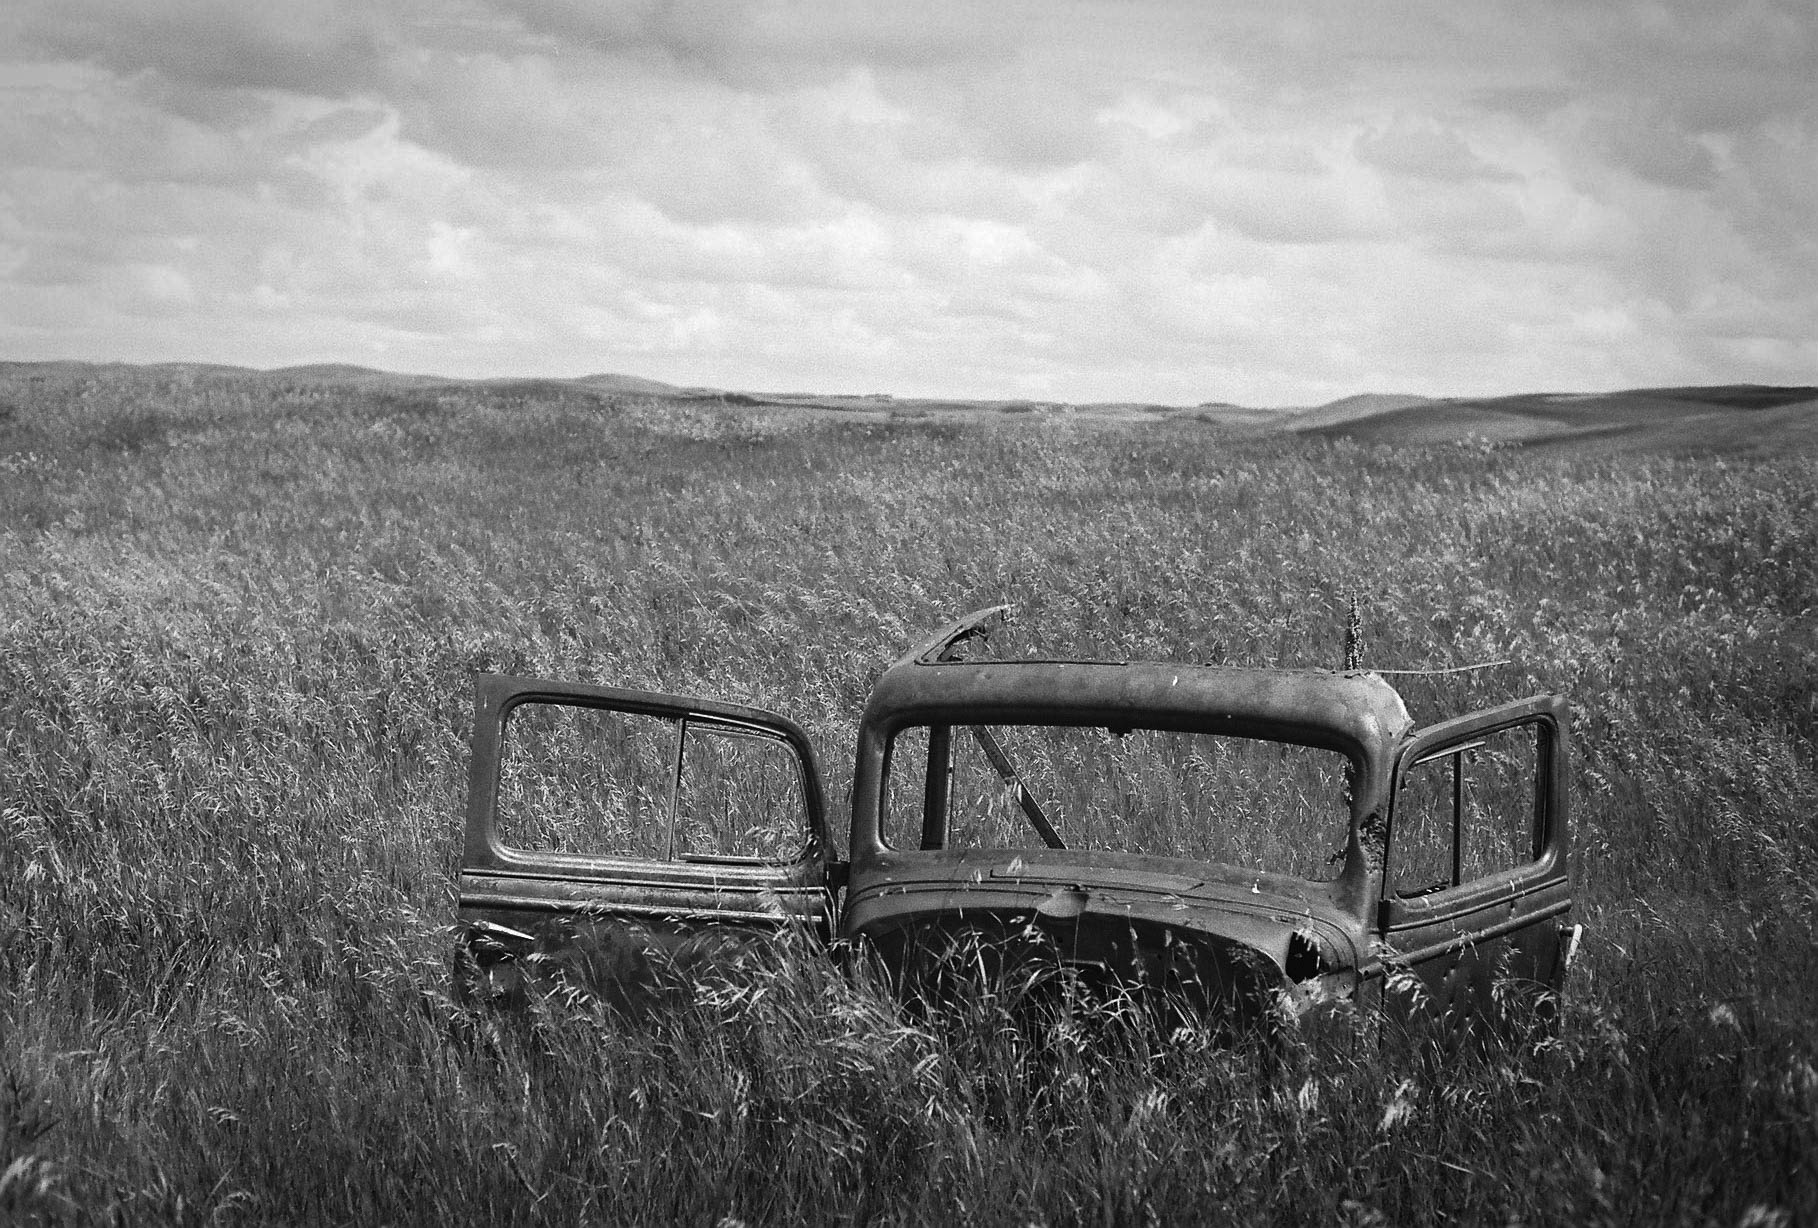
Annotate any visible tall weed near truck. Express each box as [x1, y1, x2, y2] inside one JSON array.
[[0, 364, 1814, 1224]]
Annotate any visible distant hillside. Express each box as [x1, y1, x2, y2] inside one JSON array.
[[1276, 393, 1440, 432], [3, 361, 1813, 454], [265, 364, 452, 390], [1289, 385, 1818, 455], [572, 372, 691, 397]]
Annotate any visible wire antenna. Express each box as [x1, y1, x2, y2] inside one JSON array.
[[1372, 660, 1512, 676]]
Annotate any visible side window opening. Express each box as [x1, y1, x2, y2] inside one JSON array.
[[496, 701, 807, 862], [882, 725, 938, 849], [1389, 721, 1544, 897], [673, 722, 807, 860]]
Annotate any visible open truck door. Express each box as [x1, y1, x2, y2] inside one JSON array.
[[456, 674, 833, 1005], [1378, 695, 1575, 1024]]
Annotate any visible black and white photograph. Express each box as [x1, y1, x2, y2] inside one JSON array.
[[2, 2, 1814, 1223]]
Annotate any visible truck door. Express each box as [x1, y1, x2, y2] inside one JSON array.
[[1379, 695, 1573, 1025], [456, 674, 833, 1004]]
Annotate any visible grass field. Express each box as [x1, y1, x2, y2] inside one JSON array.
[[2, 363, 1815, 1225]]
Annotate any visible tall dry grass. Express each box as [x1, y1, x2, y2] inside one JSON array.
[[2, 364, 1814, 1224]]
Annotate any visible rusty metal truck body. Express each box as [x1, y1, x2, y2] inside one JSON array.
[[457, 608, 1575, 1026]]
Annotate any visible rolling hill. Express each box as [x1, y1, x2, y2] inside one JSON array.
[[2, 360, 1812, 454], [1286, 385, 1818, 454]]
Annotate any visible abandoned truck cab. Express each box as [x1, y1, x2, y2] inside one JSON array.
[[847, 615, 1407, 1024], [842, 607, 1574, 1026], [456, 607, 1577, 1028]]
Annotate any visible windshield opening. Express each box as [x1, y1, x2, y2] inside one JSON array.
[[882, 723, 1353, 881]]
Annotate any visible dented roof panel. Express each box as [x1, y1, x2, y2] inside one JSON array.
[[864, 656, 1414, 765]]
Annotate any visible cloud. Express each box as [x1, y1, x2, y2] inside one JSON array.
[[1356, 114, 1518, 183], [1562, 0, 1816, 135], [902, 53, 1111, 171], [19, 0, 396, 97], [1583, 106, 1719, 191], [492, 0, 1009, 86]]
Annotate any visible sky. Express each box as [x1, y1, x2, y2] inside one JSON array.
[[1, 1, 1813, 406]]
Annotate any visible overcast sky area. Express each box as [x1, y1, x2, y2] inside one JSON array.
[[1, 1, 1813, 406]]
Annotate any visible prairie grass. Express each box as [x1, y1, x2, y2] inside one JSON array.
[[1, 364, 1814, 1224]]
